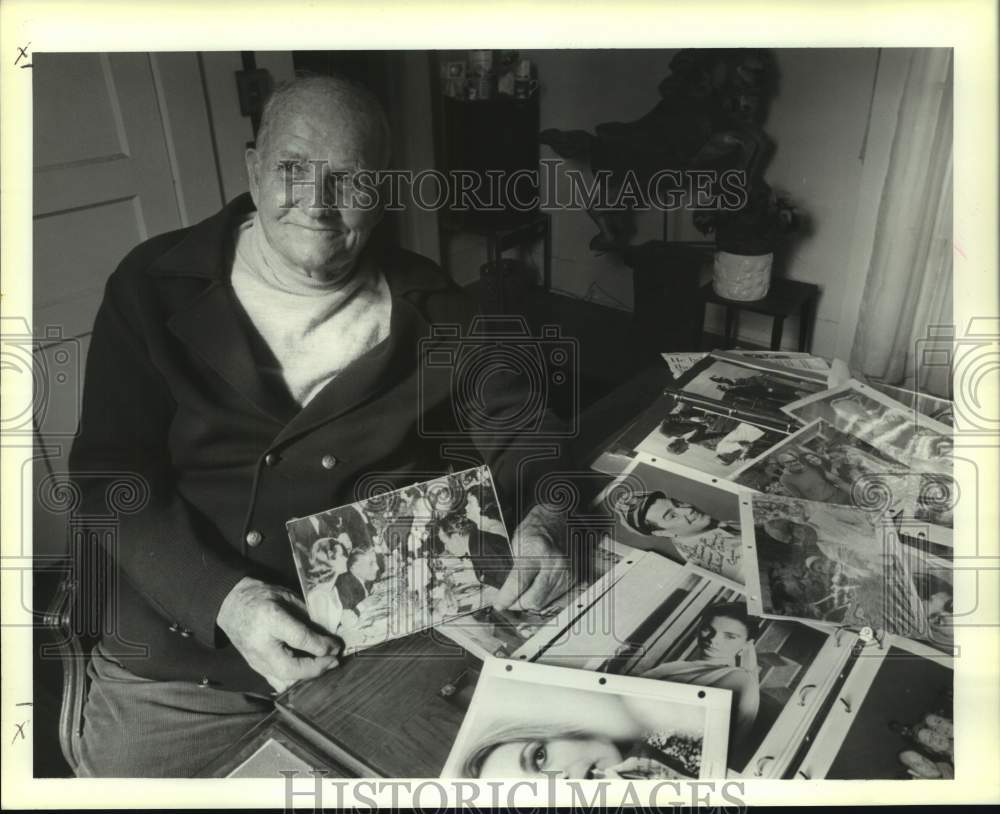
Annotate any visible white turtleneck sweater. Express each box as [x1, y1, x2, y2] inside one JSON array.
[[230, 214, 392, 406]]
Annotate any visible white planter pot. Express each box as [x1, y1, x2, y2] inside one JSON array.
[[713, 251, 773, 301]]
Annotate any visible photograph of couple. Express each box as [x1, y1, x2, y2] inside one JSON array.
[[287, 465, 513, 654], [632, 393, 789, 478], [598, 568, 832, 773], [744, 494, 928, 638], [602, 461, 745, 585], [441, 660, 730, 779]]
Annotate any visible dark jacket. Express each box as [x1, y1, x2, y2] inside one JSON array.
[[69, 194, 570, 694]]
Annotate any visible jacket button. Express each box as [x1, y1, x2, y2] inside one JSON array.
[[198, 677, 210, 688], [321, 454, 338, 470], [246, 530, 263, 547], [264, 453, 278, 467], [180, 628, 192, 638], [168, 622, 179, 633]]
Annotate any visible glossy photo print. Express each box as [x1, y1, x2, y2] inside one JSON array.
[[796, 640, 954, 780], [675, 356, 826, 419], [782, 381, 953, 471], [740, 493, 929, 638], [597, 459, 746, 585], [437, 538, 644, 661], [287, 465, 513, 654], [440, 658, 731, 779], [629, 392, 789, 479], [595, 567, 843, 776]]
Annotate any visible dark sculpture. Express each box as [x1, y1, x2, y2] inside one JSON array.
[[539, 49, 779, 253]]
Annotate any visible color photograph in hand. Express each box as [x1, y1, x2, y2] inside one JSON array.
[[287, 465, 513, 654]]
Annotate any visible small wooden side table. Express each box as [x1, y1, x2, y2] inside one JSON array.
[[696, 278, 821, 352]]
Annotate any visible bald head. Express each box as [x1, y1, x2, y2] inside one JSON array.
[[256, 75, 392, 168], [244, 75, 390, 283]]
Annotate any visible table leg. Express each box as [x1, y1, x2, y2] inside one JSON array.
[[770, 316, 785, 350], [799, 298, 814, 352], [724, 307, 737, 349]]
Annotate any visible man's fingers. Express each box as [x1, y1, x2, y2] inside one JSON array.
[[272, 611, 341, 658], [508, 567, 570, 612], [492, 558, 539, 611]]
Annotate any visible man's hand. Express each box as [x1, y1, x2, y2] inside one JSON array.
[[217, 577, 341, 693], [493, 503, 574, 612]]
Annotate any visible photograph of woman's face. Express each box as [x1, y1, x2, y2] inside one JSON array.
[[645, 497, 713, 535], [696, 613, 750, 662], [477, 735, 622, 779]]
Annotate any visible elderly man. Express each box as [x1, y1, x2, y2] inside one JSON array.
[[69, 76, 572, 777]]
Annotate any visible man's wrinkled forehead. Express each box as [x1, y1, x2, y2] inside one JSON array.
[[260, 92, 387, 167]]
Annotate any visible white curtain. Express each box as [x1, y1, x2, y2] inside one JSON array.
[[851, 49, 953, 398]]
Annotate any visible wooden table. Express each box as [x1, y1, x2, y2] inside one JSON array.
[[695, 278, 820, 352]]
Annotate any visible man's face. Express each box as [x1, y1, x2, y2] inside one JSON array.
[[645, 497, 713, 535], [438, 527, 469, 557], [697, 614, 750, 661], [352, 550, 378, 582], [246, 97, 385, 282]]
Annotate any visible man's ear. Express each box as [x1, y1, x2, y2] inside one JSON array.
[[245, 147, 261, 204]]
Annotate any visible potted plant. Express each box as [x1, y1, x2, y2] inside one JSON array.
[[694, 180, 805, 301]]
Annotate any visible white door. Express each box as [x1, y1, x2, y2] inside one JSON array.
[[30, 51, 225, 557]]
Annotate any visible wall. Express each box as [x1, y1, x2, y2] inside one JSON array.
[[468, 49, 893, 358]]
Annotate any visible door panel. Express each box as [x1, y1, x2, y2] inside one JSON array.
[[31, 51, 224, 556]]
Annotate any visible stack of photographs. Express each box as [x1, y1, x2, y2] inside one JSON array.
[[575, 357, 956, 779]]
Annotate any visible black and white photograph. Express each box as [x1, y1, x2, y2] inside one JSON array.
[[782, 381, 953, 471], [796, 638, 954, 780], [730, 418, 910, 503], [675, 356, 827, 419], [10, 0, 993, 803], [591, 567, 852, 777], [437, 538, 643, 661], [440, 658, 731, 779], [288, 466, 513, 653], [741, 493, 930, 638], [629, 392, 788, 479], [599, 460, 747, 584]]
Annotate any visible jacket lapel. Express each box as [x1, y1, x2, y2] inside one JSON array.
[[153, 194, 296, 424], [167, 282, 296, 424]]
